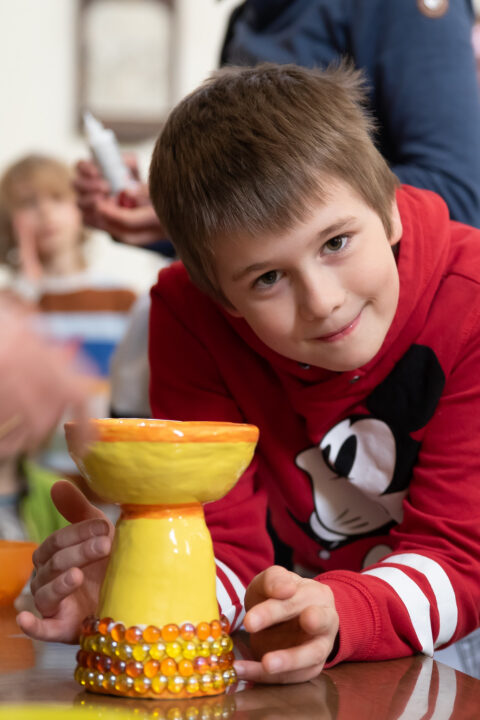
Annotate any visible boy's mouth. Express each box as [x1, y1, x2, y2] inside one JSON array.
[[315, 311, 362, 343]]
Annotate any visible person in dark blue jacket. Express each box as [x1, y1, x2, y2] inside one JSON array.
[[221, 0, 480, 228]]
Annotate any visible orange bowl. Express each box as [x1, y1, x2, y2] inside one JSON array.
[[0, 540, 37, 606]]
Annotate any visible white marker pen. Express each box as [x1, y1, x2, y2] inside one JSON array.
[[83, 111, 136, 195]]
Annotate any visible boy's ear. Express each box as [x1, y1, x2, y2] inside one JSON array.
[[389, 198, 403, 247]]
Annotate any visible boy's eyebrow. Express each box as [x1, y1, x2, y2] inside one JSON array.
[[231, 216, 357, 281]]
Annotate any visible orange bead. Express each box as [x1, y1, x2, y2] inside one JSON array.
[[180, 623, 195, 641], [161, 623, 179, 643], [98, 617, 113, 635], [111, 658, 126, 676], [210, 620, 222, 639], [178, 659, 194, 677], [110, 623, 125, 643], [143, 625, 161, 643], [196, 622, 211, 641], [160, 657, 177, 677], [125, 626, 143, 644], [144, 659, 160, 678], [220, 616, 230, 634]]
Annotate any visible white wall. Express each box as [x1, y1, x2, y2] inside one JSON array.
[[0, 0, 239, 175]]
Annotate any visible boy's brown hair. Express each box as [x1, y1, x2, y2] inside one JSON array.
[[149, 63, 399, 303], [0, 154, 80, 267]]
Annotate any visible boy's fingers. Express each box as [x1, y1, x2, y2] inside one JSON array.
[[32, 516, 111, 568], [234, 658, 324, 685], [49, 480, 108, 525], [33, 568, 84, 618], [16, 610, 78, 644], [261, 632, 332, 676], [31, 534, 111, 593]]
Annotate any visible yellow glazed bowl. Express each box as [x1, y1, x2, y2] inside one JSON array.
[[0, 540, 37, 606], [65, 418, 259, 505]]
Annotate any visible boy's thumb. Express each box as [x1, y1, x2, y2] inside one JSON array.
[[51, 480, 107, 524]]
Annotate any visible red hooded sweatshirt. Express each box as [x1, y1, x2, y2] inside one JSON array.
[[149, 186, 480, 665]]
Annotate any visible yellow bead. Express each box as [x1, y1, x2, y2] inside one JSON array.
[[167, 674, 184, 695], [185, 675, 200, 694], [200, 672, 213, 692], [132, 643, 150, 661], [197, 641, 211, 658], [182, 641, 196, 660], [118, 643, 133, 661], [114, 673, 134, 693], [74, 666, 85, 686], [220, 636, 233, 653], [134, 676, 151, 695], [149, 642, 166, 660], [151, 673, 167, 694], [166, 641, 182, 659], [212, 671, 224, 691], [210, 640, 222, 655]]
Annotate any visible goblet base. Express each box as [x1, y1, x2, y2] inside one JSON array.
[[75, 615, 237, 699]]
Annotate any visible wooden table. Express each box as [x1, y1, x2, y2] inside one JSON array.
[[1, 606, 479, 719]]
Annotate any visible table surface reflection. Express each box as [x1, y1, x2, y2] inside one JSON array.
[[0, 607, 479, 719]]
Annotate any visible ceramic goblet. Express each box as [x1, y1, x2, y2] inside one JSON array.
[[65, 418, 259, 700]]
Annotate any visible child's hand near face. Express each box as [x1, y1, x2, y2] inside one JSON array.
[[235, 566, 339, 684]]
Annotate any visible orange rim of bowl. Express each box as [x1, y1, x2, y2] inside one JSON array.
[[65, 419, 259, 444]]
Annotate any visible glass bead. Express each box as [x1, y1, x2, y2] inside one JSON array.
[[210, 640, 222, 655], [118, 643, 133, 661], [197, 641, 211, 658], [166, 641, 182, 659], [98, 617, 113, 635], [103, 674, 116, 691], [167, 674, 184, 694], [182, 642, 197, 660], [111, 623, 126, 643], [126, 660, 144, 678], [160, 657, 177, 677], [180, 623, 195, 641], [196, 622, 211, 641], [133, 643, 150, 662], [200, 672, 213, 692], [193, 656, 208, 673], [143, 625, 161, 643], [86, 670, 97, 687], [84, 635, 96, 652], [74, 666, 84, 685], [125, 625, 143, 644], [76, 649, 87, 666], [178, 659, 194, 677], [97, 654, 112, 673], [220, 636, 233, 653], [185, 675, 200, 694], [219, 616, 230, 634], [96, 635, 107, 652], [111, 658, 126, 676], [144, 658, 160, 678], [149, 642, 166, 660], [114, 673, 133, 693], [210, 620, 222, 639], [151, 673, 167, 694], [95, 672, 105, 688], [212, 671, 224, 690], [134, 675, 151, 695], [162, 623, 180, 643], [105, 639, 118, 657], [208, 655, 220, 671]]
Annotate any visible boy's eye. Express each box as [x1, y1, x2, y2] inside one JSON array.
[[254, 270, 281, 288], [324, 234, 348, 254]]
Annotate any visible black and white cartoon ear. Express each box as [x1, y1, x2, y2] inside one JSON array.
[[296, 416, 407, 548]]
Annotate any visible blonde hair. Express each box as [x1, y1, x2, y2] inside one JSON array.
[[0, 154, 82, 267], [150, 62, 399, 303]]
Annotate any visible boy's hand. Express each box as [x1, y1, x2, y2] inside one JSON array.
[[16, 481, 113, 644], [234, 566, 339, 684]]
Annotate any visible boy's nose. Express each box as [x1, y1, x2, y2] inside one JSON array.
[[297, 269, 345, 321]]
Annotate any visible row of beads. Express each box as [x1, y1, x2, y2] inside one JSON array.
[[76, 616, 236, 698], [75, 694, 236, 719]]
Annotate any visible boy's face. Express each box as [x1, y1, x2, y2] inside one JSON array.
[[215, 180, 402, 372], [11, 182, 82, 262]]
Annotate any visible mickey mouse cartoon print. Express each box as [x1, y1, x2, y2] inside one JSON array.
[[291, 345, 446, 564]]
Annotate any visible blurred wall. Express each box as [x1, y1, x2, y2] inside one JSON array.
[[0, 0, 239, 174]]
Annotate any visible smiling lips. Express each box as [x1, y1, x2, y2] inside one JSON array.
[[315, 310, 362, 343]]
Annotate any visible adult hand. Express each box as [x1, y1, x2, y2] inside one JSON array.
[[234, 566, 339, 684], [16, 480, 114, 643], [0, 298, 92, 460], [73, 156, 165, 246]]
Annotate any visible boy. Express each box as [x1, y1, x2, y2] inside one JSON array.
[[17, 64, 480, 684]]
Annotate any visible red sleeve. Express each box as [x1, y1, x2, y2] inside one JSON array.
[[149, 280, 274, 628], [322, 306, 480, 666]]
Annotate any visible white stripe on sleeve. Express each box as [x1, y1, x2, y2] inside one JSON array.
[[363, 566, 434, 655], [215, 574, 237, 628], [381, 554, 457, 648], [215, 558, 247, 629]]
